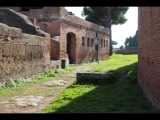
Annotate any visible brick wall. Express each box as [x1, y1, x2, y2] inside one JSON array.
[[36, 21, 60, 37], [20, 7, 61, 18], [50, 38, 60, 60], [138, 7, 160, 109], [6, 7, 110, 65], [115, 47, 138, 54], [60, 21, 109, 64], [0, 23, 50, 85], [0, 8, 47, 37]]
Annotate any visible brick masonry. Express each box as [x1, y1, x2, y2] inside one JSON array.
[[138, 7, 160, 109], [115, 47, 138, 54], [0, 23, 50, 85], [6, 7, 110, 65], [50, 37, 60, 60], [0, 7, 110, 85]]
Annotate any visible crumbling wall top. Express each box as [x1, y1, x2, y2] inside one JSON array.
[[63, 15, 110, 34], [0, 8, 49, 37]]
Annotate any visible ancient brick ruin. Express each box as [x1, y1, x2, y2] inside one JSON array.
[[0, 23, 50, 85], [6, 7, 110, 64], [114, 47, 138, 54], [138, 7, 160, 109], [0, 7, 110, 85]]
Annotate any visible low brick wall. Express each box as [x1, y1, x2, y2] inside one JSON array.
[[115, 47, 138, 54], [0, 23, 50, 85], [77, 72, 113, 83]]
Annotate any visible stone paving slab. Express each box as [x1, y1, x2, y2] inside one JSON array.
[[0, 95, 44, 107], [43, 80, 68, 86]]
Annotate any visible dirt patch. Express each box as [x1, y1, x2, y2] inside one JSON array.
[[0, 65, 93, 113]]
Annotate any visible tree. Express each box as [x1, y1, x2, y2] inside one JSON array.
[[119, 45, 124, 49], [124, 30, 138, 47], [82, 7, 129, 56], [112, 40, 118, 45]]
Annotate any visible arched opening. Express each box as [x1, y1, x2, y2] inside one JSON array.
[[67, 32, 76, 64]]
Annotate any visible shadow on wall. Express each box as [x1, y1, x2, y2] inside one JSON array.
[[43, 62, 156, 113]]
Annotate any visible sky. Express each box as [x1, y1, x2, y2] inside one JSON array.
[[65, 7, 138, 48]]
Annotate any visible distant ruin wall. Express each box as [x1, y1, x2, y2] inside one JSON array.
[[115, 47, 138, 54], [0, 23, 50, 85]]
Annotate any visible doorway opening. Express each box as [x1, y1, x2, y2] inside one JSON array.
[[67, 32, 76, 64]]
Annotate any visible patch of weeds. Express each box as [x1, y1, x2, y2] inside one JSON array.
[[45, 93, 54, 97], [45, 87, 57, 91], [64, 66, 75, 72], [45, 71, 56, 77], [15, 77, 26, 84], [8, 98, 16, 104], [5, 79, 16, 88], [23, 88, 43, 96], [55, 69, 61, 74], [35, 75, 46, 80], [0, 84, 5, 90]]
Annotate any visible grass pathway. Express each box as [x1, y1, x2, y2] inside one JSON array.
[[0, 65, 93, 113]]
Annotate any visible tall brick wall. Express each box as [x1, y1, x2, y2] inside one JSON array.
[[138, 7, 160, 109], [0, 23, 50, 85], [61, 19, 109, 64], [50, 38, 60, 60]]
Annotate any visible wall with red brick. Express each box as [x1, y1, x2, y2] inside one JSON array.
[[19, 7, 61, 18], [61, 15, 110, 64], [19, 7, 61, 37], [5, 7, 110, 65], [50, 37, 60, 60], [36, 21, 60, 37], [0, 23, 50, 85], [138, 7, 160, 109], [0, 8, 49, 38], [115, 47, 138, 54]]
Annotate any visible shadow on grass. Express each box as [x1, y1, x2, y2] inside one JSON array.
[[45, 62, 160, 113]]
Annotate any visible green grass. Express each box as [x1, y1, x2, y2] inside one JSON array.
[[0, 66, 76, 99], [43, 54, 160, 113]]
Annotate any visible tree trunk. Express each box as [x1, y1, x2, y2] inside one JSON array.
[[106, 7, 112, 56], [109, 26, 112, 56]]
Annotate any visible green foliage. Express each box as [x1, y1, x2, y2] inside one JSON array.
[[45, 71, 56, 77], [5, 79, 16, 88], [35, 75, 46, 80], [43, 54, 160, 113], [15, 77, 31, 84], [112, 40, 118, 45], [81, 7, 129, 27], [125, 30, 138, 47], [119, 45, 124, 49]]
